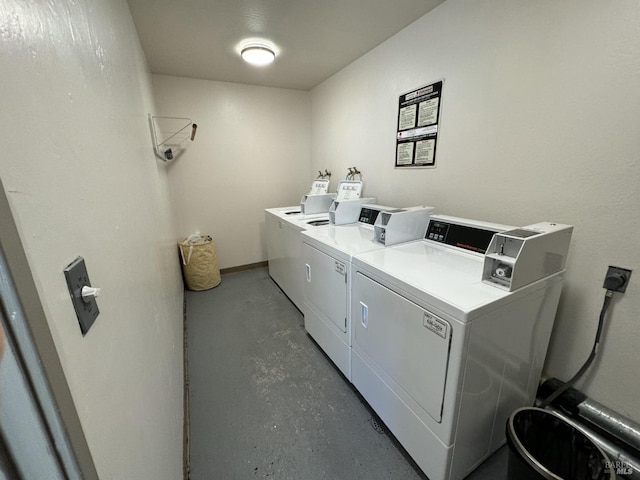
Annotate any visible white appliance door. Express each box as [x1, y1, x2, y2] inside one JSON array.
[[265, 213, 286, 287], [303, 244, 348, 333], [281, 222, 304, 311], [353, 272, 451, 423]]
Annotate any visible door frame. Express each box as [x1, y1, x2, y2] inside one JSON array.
[[0, 178, 98, 479]]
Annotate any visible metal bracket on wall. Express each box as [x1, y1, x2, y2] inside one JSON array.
[[149, 114, 198, 161]]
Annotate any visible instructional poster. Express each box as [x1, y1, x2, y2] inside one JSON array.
[[395, 80, 443, 168]]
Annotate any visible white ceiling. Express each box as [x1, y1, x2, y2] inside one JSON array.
[[127, 0, 444, 91]]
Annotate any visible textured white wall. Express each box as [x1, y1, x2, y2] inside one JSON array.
[[152, 75, 312, 269], [311, 0, 640, 420], [0, 1, 184, 478]]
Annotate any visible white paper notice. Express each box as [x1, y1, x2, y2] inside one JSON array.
[[396, 143, 414, 165], [418, 97, 440, 126], [398, 104, 417, 131], [415, 139, 435, 165], [309, 180, 329, 194], [336, 182, 362, 201]]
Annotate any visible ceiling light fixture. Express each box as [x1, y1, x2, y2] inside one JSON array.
[[241, 44, 276, 66]]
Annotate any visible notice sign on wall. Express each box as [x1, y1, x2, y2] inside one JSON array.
[[395, 80, 443, 168]]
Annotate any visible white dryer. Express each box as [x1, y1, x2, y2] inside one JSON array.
[[265, 180, 371, 312], [301, 205, 392, 379], [265, 178, 333, 296], [265, 206, 332, 311], [350, 215, 572, 480]]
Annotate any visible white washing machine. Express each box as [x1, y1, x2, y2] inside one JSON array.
[[265, 206, 332, 311], [350, 215, 572, 480]]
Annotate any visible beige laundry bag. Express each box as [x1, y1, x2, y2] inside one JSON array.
[[178, 233, 221, 291]]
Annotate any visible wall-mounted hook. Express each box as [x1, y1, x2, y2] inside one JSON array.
[[324, 169, 331, 178]]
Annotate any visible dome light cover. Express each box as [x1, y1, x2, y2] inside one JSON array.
[[241, 44, 276, 66]]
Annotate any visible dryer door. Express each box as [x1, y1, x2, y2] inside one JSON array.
[[352, 272, 451, 423], [303, 243, 348, 333]]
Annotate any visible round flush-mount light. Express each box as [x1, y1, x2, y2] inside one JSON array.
[[240, 44, 276, 66]]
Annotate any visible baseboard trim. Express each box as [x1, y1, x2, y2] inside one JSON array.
[[220, 261, 268, 275]]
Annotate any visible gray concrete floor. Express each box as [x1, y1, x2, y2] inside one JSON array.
[[186, 267, 509, 479]]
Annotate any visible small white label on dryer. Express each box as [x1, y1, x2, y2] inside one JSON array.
[[423, 312, 449, 339], [335, 261, 346, 275]]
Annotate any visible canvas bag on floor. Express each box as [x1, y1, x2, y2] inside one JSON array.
[[178, 232, 221, 291]]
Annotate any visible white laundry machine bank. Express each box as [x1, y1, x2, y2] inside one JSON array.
[[301, 205, 434, 380], [350, 216, 573, 480]]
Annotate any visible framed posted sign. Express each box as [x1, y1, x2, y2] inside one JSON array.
[[395, 80, 443, 168]]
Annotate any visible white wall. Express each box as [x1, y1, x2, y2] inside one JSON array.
[[0, 1, 184, 478], [152, 75, 311, 269], [311, 0, 640, 421]]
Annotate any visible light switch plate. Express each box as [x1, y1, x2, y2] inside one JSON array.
[[64, 256, 99, 335]]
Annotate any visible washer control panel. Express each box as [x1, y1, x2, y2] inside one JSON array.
[[425, 220, 500, 254], [358, 207, 381, 225]]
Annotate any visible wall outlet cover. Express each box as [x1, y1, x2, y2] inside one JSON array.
[[604, 266, 632, 293], [64, 256, 99, 335]]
